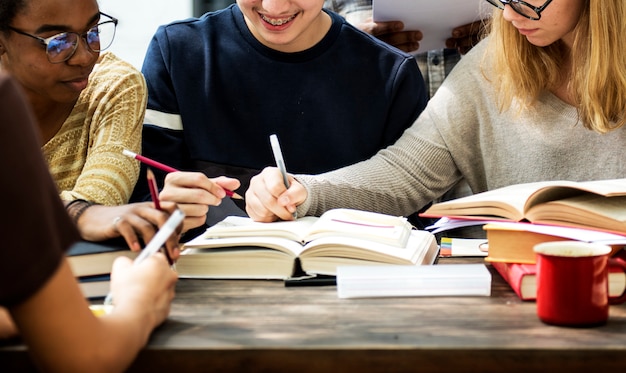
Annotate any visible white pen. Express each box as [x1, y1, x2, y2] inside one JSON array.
[[269, 134, 297, 219], [103, 209, 185, 306], [270, 134, 289, 188]]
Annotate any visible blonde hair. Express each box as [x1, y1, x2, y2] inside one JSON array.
[[486, 0, 626, 133]]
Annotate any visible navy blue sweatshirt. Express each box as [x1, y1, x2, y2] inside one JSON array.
[[132, 4, 427, 205]]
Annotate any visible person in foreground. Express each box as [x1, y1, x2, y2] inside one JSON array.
[[245, 0, 626, 229], [0, 0, 182, 252], [0, 73, 179, 373], [132, 0, 428, 232]]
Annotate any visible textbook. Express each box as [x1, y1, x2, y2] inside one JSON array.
[[78, 274, 110, 299], [421, 179, 626, 234], [178, 209, 439, 279], [67, 240, 137, 277], [491, 261, 626, 301], [483, 222, 626, 264]]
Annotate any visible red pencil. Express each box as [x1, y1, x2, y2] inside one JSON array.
[[124, 149, 178, 173], [146, 168, 162, 210], [146, 167, 174, 266], [123, 149, 243, 199]]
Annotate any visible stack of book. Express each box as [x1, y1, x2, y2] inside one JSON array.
[[421, 178, 626, 300]]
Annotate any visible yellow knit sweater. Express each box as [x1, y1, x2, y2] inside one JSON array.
[[42, 52, 146, 206]]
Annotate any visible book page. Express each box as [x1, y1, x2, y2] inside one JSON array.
[[422, 179, 626, 222], [300, 229, 436, 264], [372, 0, 491, 52], [423, 181, 560, 221], [183, 235, 307, 257], [526, 195, 626, 234], [198, 216, 318, 243], [525, 178, 626, 210], [305, 208, 413, 248]]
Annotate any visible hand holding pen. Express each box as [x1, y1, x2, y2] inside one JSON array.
[[123, 150, 242, 232], [72, 200, 182, 254], [269, 134, 297, 220], [104, 209, 185, 307], [123, 150, 242, 199], [243, 136, 307, 222]]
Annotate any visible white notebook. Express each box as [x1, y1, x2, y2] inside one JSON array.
[[337, 264, 491, 299]]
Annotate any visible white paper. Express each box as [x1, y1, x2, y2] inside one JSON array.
[[337, 264, 491, 298], [373, 0, 492, 52]]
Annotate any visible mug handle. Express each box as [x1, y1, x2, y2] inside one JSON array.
[[609, 257, 626, 305]]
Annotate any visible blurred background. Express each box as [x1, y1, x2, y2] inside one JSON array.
[[99, 0, 235, 69]]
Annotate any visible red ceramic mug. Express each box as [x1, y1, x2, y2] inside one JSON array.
[[533, 241, 626, 327]]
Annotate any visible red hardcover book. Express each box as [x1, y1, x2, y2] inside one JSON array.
[[491, 261, 626, 301]]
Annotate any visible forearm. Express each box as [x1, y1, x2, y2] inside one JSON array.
[[297, 125, 460, 217], [29, 312, 154, 373], [11, 261, 155, 373]]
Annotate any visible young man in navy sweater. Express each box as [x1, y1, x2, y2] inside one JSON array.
[[132, 0, 428, 233]]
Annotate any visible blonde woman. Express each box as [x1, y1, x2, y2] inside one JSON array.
[[245, 0, 626, 227]]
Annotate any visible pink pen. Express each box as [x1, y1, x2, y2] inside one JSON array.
[[123, 149, 243, 199]]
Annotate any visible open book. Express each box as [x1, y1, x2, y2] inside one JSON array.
[[178, 209, 439, 279], [421, 179, 626, 234]]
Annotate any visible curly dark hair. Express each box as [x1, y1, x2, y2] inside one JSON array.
[[0, 0, 27, 33]]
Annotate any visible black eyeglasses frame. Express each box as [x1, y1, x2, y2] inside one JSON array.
[[7, 12, 118, 64], [485, 0, 553, 21]]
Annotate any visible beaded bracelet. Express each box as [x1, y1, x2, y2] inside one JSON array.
[[65, 199, 98, 225]]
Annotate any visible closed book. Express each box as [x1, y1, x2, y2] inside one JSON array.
[[78, 274, 111, 299], [491, 261, 626, 301], [336, 264, 491, 299], [484, 222, 626, 264], [67, 240, 137, 277], [178, 209, 439, 279]]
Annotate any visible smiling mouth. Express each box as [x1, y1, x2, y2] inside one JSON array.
[[260, 13, 297, 26]]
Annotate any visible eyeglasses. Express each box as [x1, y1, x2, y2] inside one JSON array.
[[8, 12, 118, 63], [485, 0, 553, 20]]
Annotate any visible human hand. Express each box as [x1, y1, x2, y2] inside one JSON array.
[[356, 17, 422, 53], [446, 20, 486, 55], [77, 202, 182, 259], [159, 172, 241, 232], [108, 254, 177, 328], [245, 167, 307, 222]]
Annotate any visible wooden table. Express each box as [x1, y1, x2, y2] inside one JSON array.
[[3, 257, 626, 372]]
